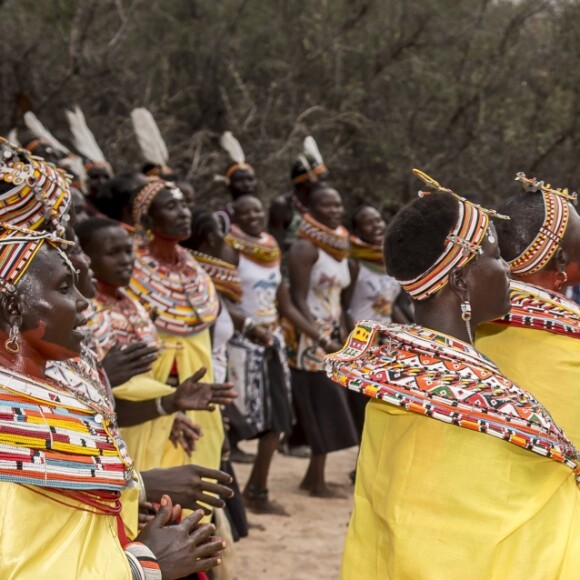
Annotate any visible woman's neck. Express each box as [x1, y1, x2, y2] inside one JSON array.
[[95, 279, 123, 299], [148, 235, 179, 264], [513, 270, 558, 293], [414, 301, 473, 345], [0, 345, 47, 380]]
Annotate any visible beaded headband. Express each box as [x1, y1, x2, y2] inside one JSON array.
[[0, 223, 74, 289], [509, 173, 577, 276], [293, 161, 328, 185], [0, 138, 72, 236], [131, 179, 168, 226], [225, 162, 255, 179], [399, 169, 506, 301]]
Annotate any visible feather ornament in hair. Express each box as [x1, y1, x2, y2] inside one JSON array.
[[220, 131, 245, 164], [7, 129, 19, 146], [130, 108, 169, 166], [60, 155, 87, 187], [23, 112, 70, 155], [66, 106, 107, 164], [303, 136, 324, 166]]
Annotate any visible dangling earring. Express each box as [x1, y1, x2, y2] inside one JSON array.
[[4, 324, 20, 354], [554, 268, 568, 293], [461, 300, 473, 344]]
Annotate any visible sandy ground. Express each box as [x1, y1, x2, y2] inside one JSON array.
[[228, 441, 357, 580]]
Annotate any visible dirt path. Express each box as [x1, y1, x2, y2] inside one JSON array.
[[228, 442, 357, 579]]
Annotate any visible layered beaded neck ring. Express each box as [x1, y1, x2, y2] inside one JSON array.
[[349, 235, 386, 274], [399, 169, 508, 302], [0, 137, 72, 237], [297, 213, 350, 262], [509, 173, 577, 277], [225, 224, 281, 267], [191, 251, 243, 303]]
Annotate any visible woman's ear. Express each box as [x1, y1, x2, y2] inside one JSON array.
[[554, 246, 568, 273], [0, 287, 23, 334], [140, 213, 154, 233], [448, 267, 470, 304]]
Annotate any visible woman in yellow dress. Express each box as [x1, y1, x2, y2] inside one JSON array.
[[476, 173, 580, 446], [123, 179, 224, 474], [326, 171, 580, 580]]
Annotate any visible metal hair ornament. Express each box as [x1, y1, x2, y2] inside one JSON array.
[[399, 169, 506, 301], [509, 173, 575, 276]]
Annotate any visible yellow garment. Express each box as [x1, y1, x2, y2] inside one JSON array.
[[343, 399, 580, 580], [0, 483, 130, 579], [115, 328, 224, 474], [477, 323, 580, 447]]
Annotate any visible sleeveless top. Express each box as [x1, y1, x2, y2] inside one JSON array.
[[295, 248, 350, 371], [237, 254, 282, 324], [348, 263, 401, 324]]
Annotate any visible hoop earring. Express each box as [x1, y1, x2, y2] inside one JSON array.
[[461, 300, 473, 344], [4, 324, 20, 354], [554, 269, 568, 293]]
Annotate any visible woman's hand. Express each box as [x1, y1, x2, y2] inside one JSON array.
[[169, 414, 202, 455], [141, 465, 235, 514], [163, 367, 237, 412], [247, 324, 273, 347], [102, 341, 159, 387], [137, 495, 225, 579]]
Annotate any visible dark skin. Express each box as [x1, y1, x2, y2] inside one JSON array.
[[287, 186, 350, 498], [82, 225, 236, 429], [175, 180, 196, 214], [511, 203, 580, 291], [86, 166, 111, 199], [342, 206, 409, 329], [228, 195, 339, 513], [228, 167, 257, 200], [0, 246, 224, 578], [414, 225, 511, 344], [71, 188, 90, 225]]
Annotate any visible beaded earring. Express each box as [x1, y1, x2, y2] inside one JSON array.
[[461, 300, 473, 344], [4, 324, 20, 354]]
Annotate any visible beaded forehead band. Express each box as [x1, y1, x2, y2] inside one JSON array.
[[293, 155, 327, 185], [0, 222, 75, 290], [224, 162, 255, 180], [399, 169, 507, 301], [131, 179, 183, 226], [509, 173, 577, 276], [0, 138, 72, 236]]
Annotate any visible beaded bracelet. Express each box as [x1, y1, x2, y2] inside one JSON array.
[[125, 542, 162, 580]]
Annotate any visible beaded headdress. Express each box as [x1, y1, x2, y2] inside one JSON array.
[[399, 169, 507, 301], [0, 137, 72, 236], [508, 173, 577, 276], [131, 178, 184, 228], [0, 223, 74, 290]]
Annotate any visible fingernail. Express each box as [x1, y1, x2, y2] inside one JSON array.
[[216, 559, 221, 565], [222, 542, 227, 548], [160, 496, 168, 507]]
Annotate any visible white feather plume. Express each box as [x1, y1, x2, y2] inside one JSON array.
[[220, 131, 245, 164], [23, 111, 70, 155], [60, 155, 87, 186], [66, 106, 107, 163], [7, 128, 19, 146], [130, 107, 169, 166], [303, 135, 324, 166]]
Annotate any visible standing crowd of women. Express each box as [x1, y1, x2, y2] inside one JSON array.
[[2, 107, 580, 579]]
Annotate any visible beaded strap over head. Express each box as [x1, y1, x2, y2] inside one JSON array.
[[399, 169, 506, 301], [0, 137, 72, 236], [509, 173, 577, 276], [131, 179, 168, 226]]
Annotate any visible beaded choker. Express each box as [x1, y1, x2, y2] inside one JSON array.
[[90, 287, 160, 355], [349, 235, 385, 274], [509, 173, 576, 276], [191, 251, 243, 303], [325, 320, 579, 474], [0, 365, 134, 495], [297, 213, 350, 262], [225, 224, 281, 267], [497, 280, 580, 339], [399, 169, 506, 301], [128, 242, 219, 336]]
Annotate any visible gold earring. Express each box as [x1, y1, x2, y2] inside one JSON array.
[[4, 324, 20, 354]]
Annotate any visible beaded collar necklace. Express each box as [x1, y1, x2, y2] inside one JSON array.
[[349, 235, 385, 274], [191, 251, 243, 303], [325, 320, 579, 474], [225, 224, 281, 267], [127, 242, 219, 336], [297, 213, 350, 262]]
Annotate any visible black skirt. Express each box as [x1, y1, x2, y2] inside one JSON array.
[[291, 369, 359, 455]]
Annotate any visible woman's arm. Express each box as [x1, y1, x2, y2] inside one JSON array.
[[340, 258, 360, 332], [287, 238, 318, 323]]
